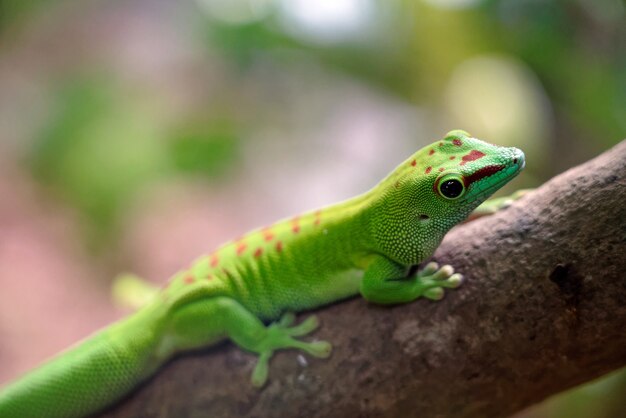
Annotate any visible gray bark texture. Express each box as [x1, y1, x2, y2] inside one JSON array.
[[98, 140, 626, 418]]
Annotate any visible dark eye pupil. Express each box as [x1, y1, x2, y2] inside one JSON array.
[[440, 179, 463, 198]]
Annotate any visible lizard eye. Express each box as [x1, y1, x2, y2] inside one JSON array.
[[436, 174, 465, 200]]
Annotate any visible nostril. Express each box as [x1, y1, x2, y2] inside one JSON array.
[[513, 158, 518, 164]]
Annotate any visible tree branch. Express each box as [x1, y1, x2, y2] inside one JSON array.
[[98, 140, 626, 418]]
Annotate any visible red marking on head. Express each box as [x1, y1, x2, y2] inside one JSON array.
[[184, 274, 195, 284], [463, 165, 505, 187], [314, 210, 322, 226], [291, 217, 301, 233], [210, 253, 219, 267], [428, 149, 435, 156], [236, 242, 247, 255], [449, 156, 456, 160], [276, 241, 283, 252], [438, 167, 445, 172], [459, 150, 486, 166], [452, 138, 463, 146], [425, 166, 432, 174], [254, 247, 263, 258], [262, 228, 274, 242], [410, 159, 417, 167]]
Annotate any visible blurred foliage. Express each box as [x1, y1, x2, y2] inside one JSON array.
[[0, 0, 46, 33], [204, 19, 415, 99], [202, 0, 624, 146], [170, 122, 239, 177], [29, 79, 240, 246], [491, 0, 626, 143], [12, 0, 624, 247], [29, 80, 166, 244]]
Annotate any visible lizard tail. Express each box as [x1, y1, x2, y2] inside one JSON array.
[[0, 304, 165, 418]]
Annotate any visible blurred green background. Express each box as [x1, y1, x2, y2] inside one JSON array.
[[0, 0, 624, 416]]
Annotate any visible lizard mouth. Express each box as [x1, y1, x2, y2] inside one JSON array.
[[462, 165, 506, 188], [461, 161, 523, 203]]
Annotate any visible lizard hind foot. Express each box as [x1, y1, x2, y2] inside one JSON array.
[[297, 340, 332, 358], [249, 315, 332, 387], [251, 351, 272, 387]]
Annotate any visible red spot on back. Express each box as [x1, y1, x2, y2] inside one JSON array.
[[439, 142, 444, 147], [428, 149, 435, 156], [236, 242, 247, 255], [254, 247, 263, 258], [410, 159, 417, 167], [460, 150, 486, 166], [449, 156, 456, 160], [425, 166, 432, 174], [262, 228, 274, 242], [291, 217, 301, 233], [276, 241, 283, 252], [184, 274, 195, 284], [453, 138, 463, 146], [314, 210, 322, 226], [438, 167, 445, 172], [206, 274, 213, 281], [210, 253, 219, 267]]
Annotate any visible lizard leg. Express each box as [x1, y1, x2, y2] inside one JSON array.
[[111, 273, 160, 310], [162, 297, 331, 387], [360, 257, 463, 304]]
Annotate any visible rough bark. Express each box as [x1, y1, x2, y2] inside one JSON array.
[[97, 140, 626, 418]]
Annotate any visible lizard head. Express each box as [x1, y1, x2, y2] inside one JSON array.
[[372, 130, 525, 263], [420, 129, 525, 220], [408, 129, 525, 222]]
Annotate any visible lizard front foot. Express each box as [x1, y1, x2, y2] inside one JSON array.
[[415, 262, 464, 301]]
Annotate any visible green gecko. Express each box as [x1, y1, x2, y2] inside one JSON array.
[[0, 130, 525, 418]]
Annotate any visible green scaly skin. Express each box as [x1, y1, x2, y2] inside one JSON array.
[[0, 130, 525, 418]]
